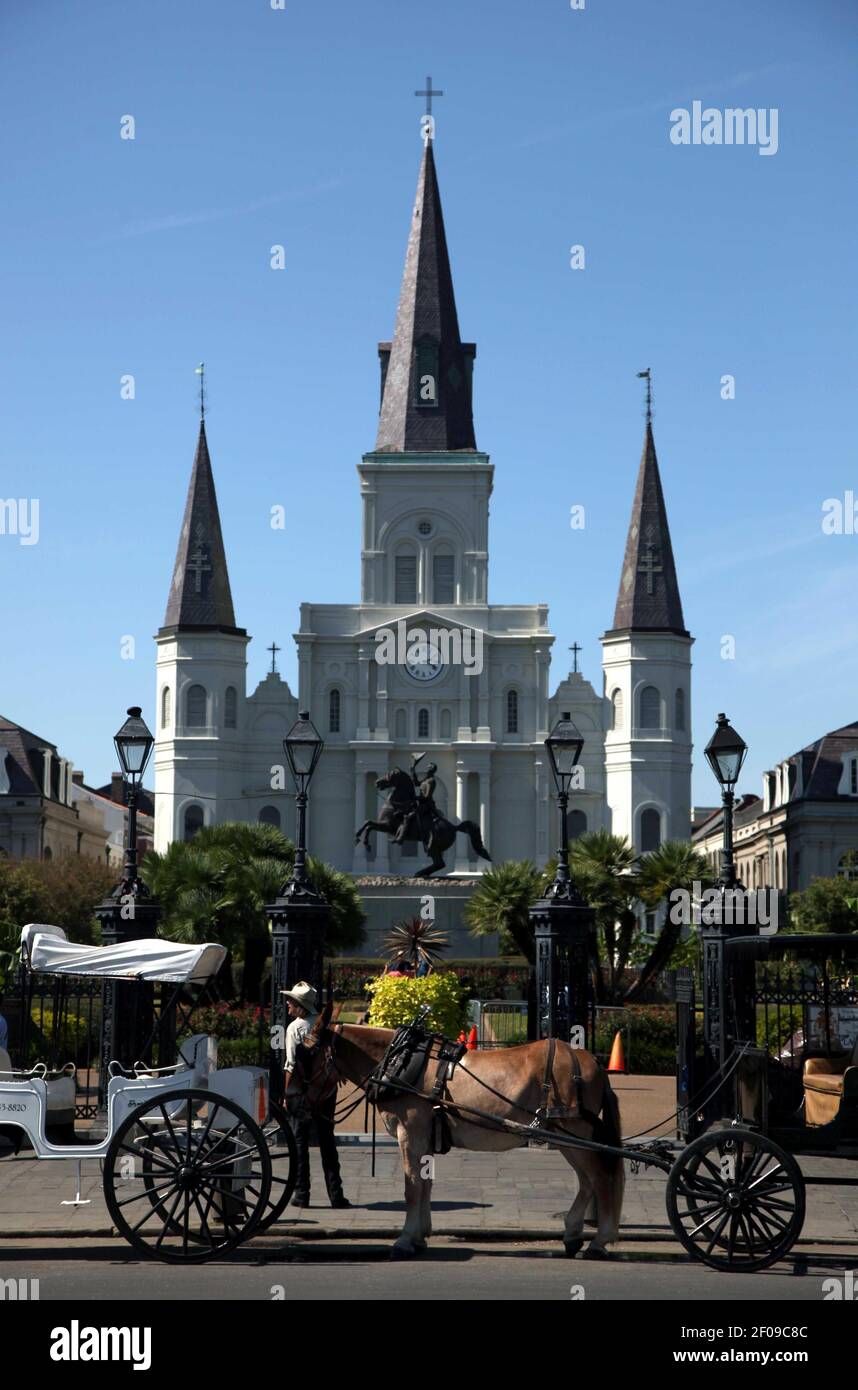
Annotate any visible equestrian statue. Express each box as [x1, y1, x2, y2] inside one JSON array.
[[354, 753, 491, 878]]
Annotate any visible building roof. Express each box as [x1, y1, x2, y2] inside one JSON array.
[[375, 140, 477, 453], [605, 422, 688, 637], [0, 715, 56, 796], [160, 420, 244, 635], [790, 720, 858, 801]]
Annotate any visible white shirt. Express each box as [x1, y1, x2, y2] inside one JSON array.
[[284, 1011, 318, 1070]]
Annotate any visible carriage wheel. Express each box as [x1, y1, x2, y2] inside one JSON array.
[[254, 1099, 298, 1234], [666, 1126, 805, 1272], [103, 1087, 272, 1263]]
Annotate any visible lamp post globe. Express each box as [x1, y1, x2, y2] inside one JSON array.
[[544, 715, 585, 900], [282, 710, 324, 888], [704, 713, 747, 889], [113, 706, 154, 897]]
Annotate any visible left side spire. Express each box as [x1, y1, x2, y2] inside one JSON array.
[[160, 418, 243, 633]]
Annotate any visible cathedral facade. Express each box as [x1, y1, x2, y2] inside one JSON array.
[[153, 137, 693, 874]]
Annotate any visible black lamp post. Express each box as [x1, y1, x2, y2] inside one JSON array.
[[704, 712, 748, 890], [701, 712, 752, 1078], [543, 715, 586, 902], [95, 706, 161, 1106], [113, 706, 155, 899], [529, 716, 595, 1042], [266, 710, 329, 1100]]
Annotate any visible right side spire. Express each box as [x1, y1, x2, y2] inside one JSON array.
[[609, 405, 687, 637]]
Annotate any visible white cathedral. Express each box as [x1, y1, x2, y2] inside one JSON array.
[[153, 135, 693, 877]]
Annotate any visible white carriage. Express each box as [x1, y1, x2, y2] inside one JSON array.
[[0, 925, 296, 1262]]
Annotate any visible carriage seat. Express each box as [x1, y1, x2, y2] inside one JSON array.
[[803, 1036, 858, 1127], [0, 1048, 75, 1125]]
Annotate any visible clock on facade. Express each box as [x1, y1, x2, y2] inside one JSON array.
[[405, 640, 444, 682]]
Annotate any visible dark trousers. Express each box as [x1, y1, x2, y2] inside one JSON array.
[[289, 1090, 344, 1203]]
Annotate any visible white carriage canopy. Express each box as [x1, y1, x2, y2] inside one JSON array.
[[20, 924, 226, 984]]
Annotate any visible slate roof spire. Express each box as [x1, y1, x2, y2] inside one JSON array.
[[160, 420, 243, 634], [375, 140, 477, 452], [608, 421, 688, 636]]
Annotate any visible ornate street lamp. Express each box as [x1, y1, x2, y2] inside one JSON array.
[[113, 706, 155, 898], [704, 712, 748, 889], [95, 706, 161, 1105], [266, 710, 330, 1100], [544, 715, 585, 902], [528, 717, 595, 1043], [701, 712, 752, 1077], [281, 710, 324, 894]]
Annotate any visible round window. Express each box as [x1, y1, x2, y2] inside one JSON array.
[[417, 519, 432, 536]]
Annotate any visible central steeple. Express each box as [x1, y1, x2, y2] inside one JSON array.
[[375, 139, 477, 452]]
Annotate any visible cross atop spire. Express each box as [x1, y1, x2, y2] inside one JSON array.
[[195, 362, 206, 421], [375, 140, 477, 453], [636, 367, 652, 424], [607, 415, 687, 637], [160, 419, 244, 635]]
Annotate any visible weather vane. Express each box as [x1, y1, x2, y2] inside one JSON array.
[[636, 367, 653, 424], [195, 362, 206, 421], [414, 75, 443, 144]]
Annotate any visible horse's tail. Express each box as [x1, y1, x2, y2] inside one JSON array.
[[458, 819, 492, 862], [598, 1072, 623, 1171]]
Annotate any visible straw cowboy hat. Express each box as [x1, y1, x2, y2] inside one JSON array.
[[280, 981, 319, 1013]]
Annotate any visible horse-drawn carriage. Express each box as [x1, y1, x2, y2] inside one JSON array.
[[0, 924, 296, 1262]]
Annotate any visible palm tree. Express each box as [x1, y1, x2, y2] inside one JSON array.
[[627, 841, 713, 1000], [383, 917, 450, 972], [464, 861, 546, 962], [569, 831, 640, 1000], [142, 822, 366, 1001]]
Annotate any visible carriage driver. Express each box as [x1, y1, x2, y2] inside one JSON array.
[[282, 982, 351, 1210]]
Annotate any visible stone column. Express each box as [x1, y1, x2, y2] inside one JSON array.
[[478, 770, 491, 855], [42, 749, 52, 799], [352, 760, 369, 874], [454, 762, 470, 873]]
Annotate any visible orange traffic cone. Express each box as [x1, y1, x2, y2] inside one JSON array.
[[457, 1031, 466, 1044], [607, 1030, 626, 1074], [467, 1025, 478, 1051]]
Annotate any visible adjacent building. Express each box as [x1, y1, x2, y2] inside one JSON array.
[[692, 721, 858, 891]]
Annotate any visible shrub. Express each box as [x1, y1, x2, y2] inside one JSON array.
[[329, 958, 530, 1003], [366, 971, 468, 1036]]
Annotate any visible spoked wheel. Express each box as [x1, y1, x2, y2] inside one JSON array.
[[254, 1099, 299, 1234], [103, 1087, 272, 1263], [666, 1126, 805, 1272]]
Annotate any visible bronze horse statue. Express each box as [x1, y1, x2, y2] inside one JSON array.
[[354, 763, 491, 878], [295, 1005, 626, 1261]]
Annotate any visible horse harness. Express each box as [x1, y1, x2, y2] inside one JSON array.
[[530, 1036, 604, 1140]]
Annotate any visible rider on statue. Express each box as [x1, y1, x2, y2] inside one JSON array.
[[392, 754, 440, 849]]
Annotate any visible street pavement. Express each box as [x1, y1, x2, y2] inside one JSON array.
[[0, 1236, 848, 1301]]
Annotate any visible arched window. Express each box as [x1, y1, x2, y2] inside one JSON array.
[[506, 689, 519, 734], [183, 804, 204, 841], [639, 685, 661, 730], [568, 808, 587, 841], [186, 684, 207, 728], [258, 805, 281, 829], [640, 808, 661, 853], [329, 688, 341, 734], [440, 708, 452, 739], [417, 708, 430, 739], [161, 686, 171, 729], [395, 708, 407, 740], [611, 689, 623, 732], [675, 688, 686, 731], [42, 845, 53, 861], [224, 687, 237, 729], [395, 550, 417, 604], [837, 851, 858, 882]]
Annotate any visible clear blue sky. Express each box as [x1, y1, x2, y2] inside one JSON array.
[[1, 0, 856, 805]]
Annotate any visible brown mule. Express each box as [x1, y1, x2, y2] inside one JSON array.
[[300, 1007, 625, 1261]]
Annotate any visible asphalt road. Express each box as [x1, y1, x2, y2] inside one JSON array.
[[0, 1237, 851, 1301]]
